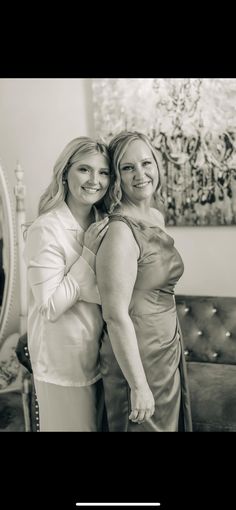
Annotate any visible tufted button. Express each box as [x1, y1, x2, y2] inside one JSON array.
[[212, 307, 217, 313], [212, 352, 218, 358], [36, 416, 39, 421], [25, 352, 29, 357], [225, 331, 231, 337], [184, 307, 189, 312], [184, 350, 189, 356], [35, 404, 39, 409], [197, 331, 203, 336]]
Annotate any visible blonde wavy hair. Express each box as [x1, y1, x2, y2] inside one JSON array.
[[107, 131, 164, 213], [38, 136, 110, 216]]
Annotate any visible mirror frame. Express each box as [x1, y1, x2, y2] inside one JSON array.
[[0, 164, 17, 347]]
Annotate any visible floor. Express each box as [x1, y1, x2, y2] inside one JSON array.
[[0, 390, 25, 431]]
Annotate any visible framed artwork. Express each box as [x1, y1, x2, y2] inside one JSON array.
[[92, 78, 236, 226]]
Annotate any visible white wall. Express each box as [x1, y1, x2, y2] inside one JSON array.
[[0, 78, 235, 298], [168, 226, 236, 297], [0, 78, 93, 221], [0, 78, 95, 336]]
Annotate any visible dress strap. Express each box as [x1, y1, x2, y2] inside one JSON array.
[[109, 214, 131, 227]]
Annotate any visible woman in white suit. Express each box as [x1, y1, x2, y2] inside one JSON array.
[[25, 137, 111, 431]]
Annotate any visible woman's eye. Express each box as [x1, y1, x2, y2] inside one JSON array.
[[100, 171, 110, 176], [143, 160, 152, 167], [122, 166, 133, 172], [78, 167, 88, 173]]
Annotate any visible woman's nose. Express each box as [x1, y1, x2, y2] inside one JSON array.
[[88, 172, 99, 184], [134, 164, 145, 177]]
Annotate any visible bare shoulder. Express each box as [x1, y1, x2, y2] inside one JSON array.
[[98, 219, 139, 258], [96, 220, 139, 287], [108, 219, 135, 238]]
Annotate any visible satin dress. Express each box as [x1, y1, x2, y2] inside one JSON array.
[[100, 215, 192, 432]]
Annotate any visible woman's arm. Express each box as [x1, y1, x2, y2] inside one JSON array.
[[26, 221, 104, 322], [96, 221, 155, 423]]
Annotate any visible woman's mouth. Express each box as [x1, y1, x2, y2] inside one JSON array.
[[82, 187, 100, 194], [134, 181, 151, 189]]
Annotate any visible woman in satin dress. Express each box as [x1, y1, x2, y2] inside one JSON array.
[[96, 131, 192, 432]]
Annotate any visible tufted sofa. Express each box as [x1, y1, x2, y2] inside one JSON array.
[[176, 295, 236, 432], [19, 295, 236, 432]]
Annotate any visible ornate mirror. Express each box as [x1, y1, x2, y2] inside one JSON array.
[[0, 163, 18, 346], [0, 163, 30, 432]]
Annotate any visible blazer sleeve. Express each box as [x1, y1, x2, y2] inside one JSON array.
[[25, 223, 100, 323]]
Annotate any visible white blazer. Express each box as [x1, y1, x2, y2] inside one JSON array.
[[25, 202, 105, 386]]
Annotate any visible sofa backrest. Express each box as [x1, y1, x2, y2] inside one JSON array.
[[176, 296, 236, 432], [176, 296, 236, 365]]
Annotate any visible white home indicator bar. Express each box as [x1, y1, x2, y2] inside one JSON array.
[[76, 504, 161, 507]]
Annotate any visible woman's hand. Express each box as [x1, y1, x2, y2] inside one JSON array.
[[84, 217, 109, 255], [129, 384, 155, 424]]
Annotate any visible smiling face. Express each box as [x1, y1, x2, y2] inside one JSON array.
[[119, 140, 159, 205], [66, 152, 110, 207]]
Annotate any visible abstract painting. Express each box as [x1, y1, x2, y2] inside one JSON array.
[[92, 79, 236, 226]]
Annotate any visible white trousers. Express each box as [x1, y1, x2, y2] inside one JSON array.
[[34, 379, 103, 432]]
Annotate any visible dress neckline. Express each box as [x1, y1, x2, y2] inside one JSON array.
[[109, 212, 174, 242], [110, 212, 166, 230]]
